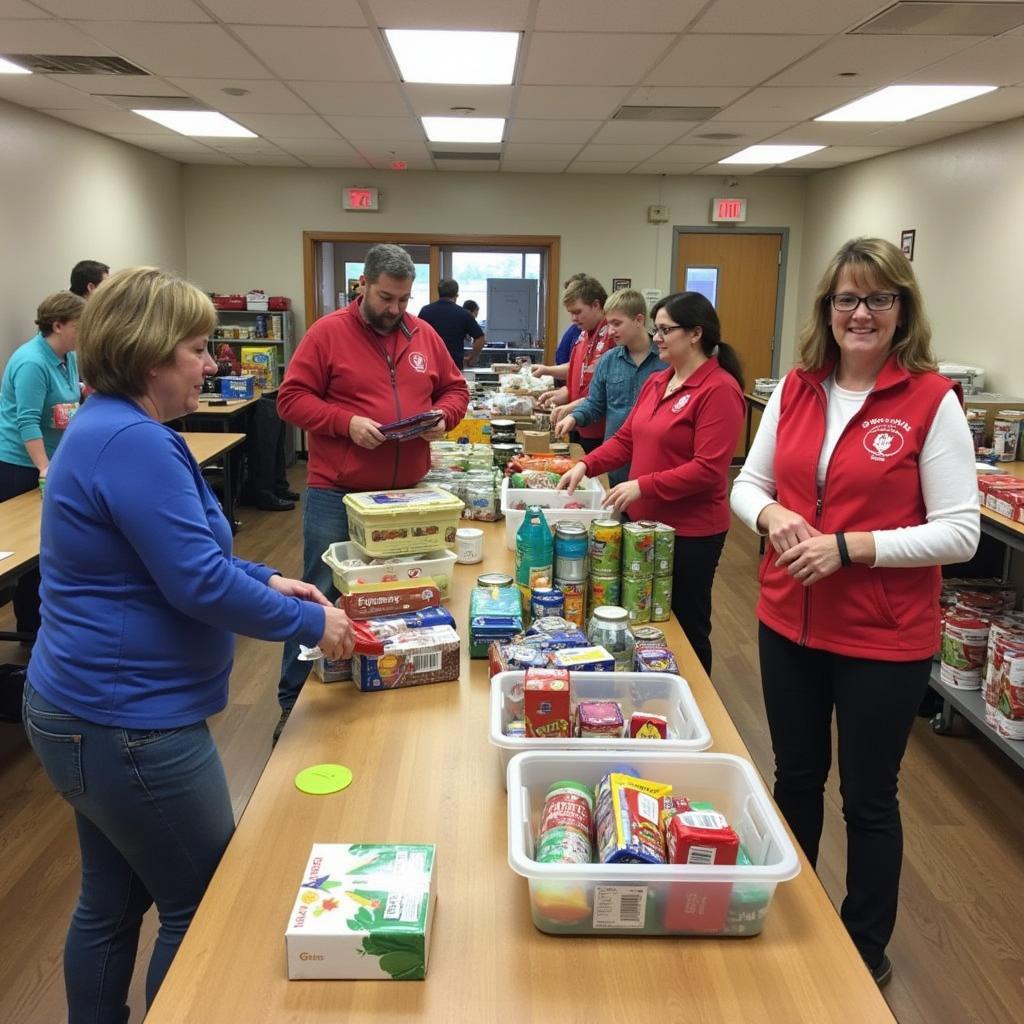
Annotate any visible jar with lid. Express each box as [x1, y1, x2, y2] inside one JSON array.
[[587, 605, 635, 672]]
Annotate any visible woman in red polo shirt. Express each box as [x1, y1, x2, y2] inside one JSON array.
[[559, 291, 745, 674]]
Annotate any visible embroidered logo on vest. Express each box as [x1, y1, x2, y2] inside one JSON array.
[[408, 351, 427, 373], [671, 394, 691, 413], [862, 417, 909, 461]]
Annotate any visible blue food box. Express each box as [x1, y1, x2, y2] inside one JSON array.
[[219, 374, 256, 398], [469, 586, 524, 658], [550, 645, 615, 672]]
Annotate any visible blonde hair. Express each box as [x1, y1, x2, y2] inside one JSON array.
[[562, 275, 607, 307], [798, 237, 935, 373], [603, 288, 647, 321], [35, 291, 85, 336], [78, 267, 217, 396]]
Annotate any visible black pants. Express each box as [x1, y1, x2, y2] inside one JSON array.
[[243, 397, 289, 499], [577, 435, 602, 454], [758, 622, 931, 968], [670, 531, 727, 676], [0, 460, 42, 635]]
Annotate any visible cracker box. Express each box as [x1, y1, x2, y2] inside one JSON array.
[[314, 656, 352, 683], [340, 579, 442, 620], [353, 625, 460, 691], [241, 345, 277, 389], [219, 374, 255, 398], [286, 843, 436, 980], [550, 646, 615, 672], [523, 667, 571, 737]]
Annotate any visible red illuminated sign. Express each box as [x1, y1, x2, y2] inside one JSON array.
[[711, 197, 747, 223], [343, 186, 380, 211]]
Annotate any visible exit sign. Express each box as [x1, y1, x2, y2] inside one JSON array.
[[343, 186, 380, 211], [711, 197, 747, 223]]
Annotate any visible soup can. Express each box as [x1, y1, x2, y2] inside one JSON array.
[[622, 521, 656, 577], [477, 572, 514, 588], [554, 521, 589, 581], [588, 572, 621, 611], [531, 586, 565, 621], [651, 575, 673, 622], [621, 574, 652, 624], [653, 523, 675, 575], [556, 579, 587, 627], [588, 519, 622, 575], [940, 610, 990, 689]]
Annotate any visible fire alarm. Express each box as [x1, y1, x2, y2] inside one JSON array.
[[647, 204, 669, 224]]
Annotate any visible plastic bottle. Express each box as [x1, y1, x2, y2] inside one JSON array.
[[515, 505, 553, 621]]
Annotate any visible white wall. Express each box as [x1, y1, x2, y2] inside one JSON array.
[[0, 99, 185, 365], [183, 167, 808, 355], [799, 117, 1024, 395]]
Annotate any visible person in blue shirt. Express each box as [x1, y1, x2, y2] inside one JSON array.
[[553, 289, 666, 484], [0, 290, 85, 635], [417, 278, 486, 368], [22, 267, 355, 1023], [554, 322, 582, 365]]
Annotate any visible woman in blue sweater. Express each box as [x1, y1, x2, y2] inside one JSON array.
[[22, 267, 355, 1023]]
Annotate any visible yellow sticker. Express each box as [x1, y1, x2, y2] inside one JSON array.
[[294, 764, 354, 795]]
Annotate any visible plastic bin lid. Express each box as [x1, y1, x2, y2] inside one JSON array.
[[343, 487, 464, 513]]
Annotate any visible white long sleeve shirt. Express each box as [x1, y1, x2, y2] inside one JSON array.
[[731, 373, 980, 567]]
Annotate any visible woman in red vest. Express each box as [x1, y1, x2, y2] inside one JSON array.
[[731, 238, 978, 987]]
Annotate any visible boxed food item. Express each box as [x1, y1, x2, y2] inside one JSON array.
[[445, 416, 490, 444], [551, 646, 615, 672], [314, 657, 352, 683], [241, 345, 277, 389], [212, 293, 246, 311], [344, 487, 464, 557], [219, 375, 255, 398], [469, 584, 524, 658], [576, 700, 624, 738], [339, 579, 442, 621], [522, 430, 550, 454], [353, 625, 460, 691], [246, 289, 269, 311], [524, 667, 571, 738], [286, 843, 435, 980]]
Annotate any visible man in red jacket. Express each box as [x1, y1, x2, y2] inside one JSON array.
[[274, 243, 469, 730]]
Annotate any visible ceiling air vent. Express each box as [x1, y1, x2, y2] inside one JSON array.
[[430, 150, 502, 161], [852, 2, 1024, 36], [695, 132, 745, 140], [613, 105, 720, 122], [2, 54, 150, 75]]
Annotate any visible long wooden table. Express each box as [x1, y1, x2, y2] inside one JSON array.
[[146, 522, 895, 1024]]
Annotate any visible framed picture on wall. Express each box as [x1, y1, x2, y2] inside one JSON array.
[[900, 230, 915, 261], [611, 277, 631, 290]]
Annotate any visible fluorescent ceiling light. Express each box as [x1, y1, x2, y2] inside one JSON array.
[[132, 109, 256, 137], [385, 29, 519, 85], [0, 56, 31, 74], [422, 116, 505, 144], [720, 144, 825, 165], [816, 84, 997, 122]]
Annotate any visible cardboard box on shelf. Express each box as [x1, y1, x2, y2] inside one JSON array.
[[241, 345, 277, 389], [522, 430, 550, 454], [219, 375, 255, 399], [246, 289, 269, 311]]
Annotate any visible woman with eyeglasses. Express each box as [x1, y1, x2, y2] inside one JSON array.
[[0, 290, 86, 637], [559, 291, 745, 674], [730, 237, 978, 987]]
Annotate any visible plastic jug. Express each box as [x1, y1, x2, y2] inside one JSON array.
[[515, 506, 553, 620]]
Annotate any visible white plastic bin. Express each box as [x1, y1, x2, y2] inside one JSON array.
[[507, 749, 800, 937], [501, 477, 615, 550], [322, 541, 458, 599], [490, 671, 711, 786]]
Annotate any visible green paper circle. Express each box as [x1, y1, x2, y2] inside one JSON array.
[[294, 763, 353, 795]]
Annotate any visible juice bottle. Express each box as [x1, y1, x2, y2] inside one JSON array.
[[515, 506, 553, 622]]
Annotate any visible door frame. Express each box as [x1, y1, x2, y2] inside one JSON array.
[[670, 226, 790, 378]]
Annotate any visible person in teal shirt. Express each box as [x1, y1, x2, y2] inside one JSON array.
[[0, 290, 85, 635]]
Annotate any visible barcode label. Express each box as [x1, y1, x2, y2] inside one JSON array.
[[592, 885, 647, 929], [410, 651, 442, 673], [384, 892, 403, 919], [400, 892, 422, 923], [687, 845, 717, 865], [681, 811, 729, 830]]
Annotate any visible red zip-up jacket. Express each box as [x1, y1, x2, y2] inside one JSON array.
[[567, 319, 613, 440], [758, 354, 958, 661], [277, 299, 469, 492], [581, 357, 745, 536]]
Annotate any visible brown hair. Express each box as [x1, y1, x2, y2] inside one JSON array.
[[562, 275, 607, 308], [798, 237, 935, 372], [78, 267, 216, 396], [603, 288, 647, 320], [35, 291, 85, 336]]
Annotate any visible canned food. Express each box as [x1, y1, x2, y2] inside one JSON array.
[[491, 442, 522, 470], [651, 575, 672, 622], [477, 572, 514, 588], [589, 519, 622, 575], [993, 411, 1023, 462], [621, 574, 653, 624], [622, 521, 656, 577], [556, 579, 587, 627], [588, 572, 621, 610], [550, 442, 570, 456], [653, 523, 675, 575], [940, 610, 990, 689], [632, 625, 666, 645], [489, 419, 517, 442], [554, 521, 589, 581], [531, 586, 565, 621]]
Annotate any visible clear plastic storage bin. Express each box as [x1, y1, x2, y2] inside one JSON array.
[[490, 671, 711, 786], [343, 487, 464, 557], [507, 749, 800, 936], [322, 541, 458, 599], [500, 477, 614, 550]]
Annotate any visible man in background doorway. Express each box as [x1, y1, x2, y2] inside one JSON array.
[[417, 279, 486, 369], [69, 260, 109, 298]]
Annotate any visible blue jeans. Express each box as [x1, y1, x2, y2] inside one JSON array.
[[278, 486, 349, 710], [22, 683, 235, 1024]]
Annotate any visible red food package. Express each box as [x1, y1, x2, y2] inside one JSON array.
[[575, 700, 624, 738], [339, 580, 441, 620], [524, 667, 571, 738], [628, 711, 669, 739], [506, 454, 578, 477]]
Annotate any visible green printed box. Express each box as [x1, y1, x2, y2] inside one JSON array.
[[286, 843, 436, 980]]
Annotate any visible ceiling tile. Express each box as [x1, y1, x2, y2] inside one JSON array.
[[0, 75, 123, 109], [107, 131, 214, 151], [863, 121, 978, 146], [231, 26, 393, 82], [692, 0, 896, 34], [589, 121, 691, 144], [273, 137, 367, 158], [500, 160, 570, 173], [326, 115, 424, 141], [205, 0, 366, 25], [344, 140, 432, 163], [790, 145, 899, 166], [206, 139, 291, 154], [768, 121, 895, 145], [168, 78, 313, 113], [535, 0, 707, 33], [0, 1, 51, 16], [369, 0, 531, 30], [72, 21, 268, 77], [567, 161, 642, 173], [767, 34, 979, 88], [40, 107, 176, 133], [897, 37, 1024, 87], [915, 86, 1024, 123], [236, 152, 307, 165], [0, 18, 112, 51], [717, 86, 867, 122], [574, 142, 663, 161], [678, 120, 795, 144], [403, 84, 512, 117], [507, 118, 600, 143], [232, 113, 338, 138], [172, 151, 243, 164], [433, 159, 500, 171], [645, 34, 827, 87], [627, 85, 749, 107], [503, 142, 584, 161], [36, 0, 211, 19], [296, 153, 371, 167], [630, 161, 708, 174], [692, 162, 770, 175], [515, 85, 628, 119], [650, 143, 737, 162], [47, 74, 187, 98], [287, 81, 409, 116], [522, 33, 664, 86]]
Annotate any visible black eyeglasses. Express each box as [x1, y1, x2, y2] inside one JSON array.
[[649, 324, 687, 339], [829, 292, 900, 312]]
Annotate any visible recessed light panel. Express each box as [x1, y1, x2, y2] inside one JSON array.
[[421, 117, 505, 144], [384, 30, 519, 85], [720, 144, 825, 164], [816, 84, 997, 122], [0, 57, 31, 74], [132, 110, 257, 137]]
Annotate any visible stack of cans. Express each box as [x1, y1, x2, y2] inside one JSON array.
[[588, 519, 622, 615], [651, 523, 674, 622], [553, 521, 589, 627], [621, 522, 655, 624]]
